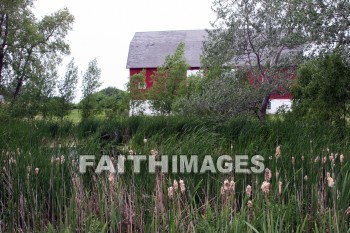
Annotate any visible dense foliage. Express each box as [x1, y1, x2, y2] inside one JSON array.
[[0, 117, 350, 232], [292, 53, 350, 125]]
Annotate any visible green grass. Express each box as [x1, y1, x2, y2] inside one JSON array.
[[0, 117, 349, 232], [65, 109, 81, 123]]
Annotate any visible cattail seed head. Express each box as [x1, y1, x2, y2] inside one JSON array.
[[261, 181, 270, 194], [229, 180, 235, 192], [246, 185, 252, 197], [247, 200, 253, 209], [173, 179, 178, 191], [291, 156, 295, 165], [264, 168, 272, 182], [35, 168, 39, 175], [346, 206, 350, 216], [150, 149, 158, 158], [278, 181, 283, 196], [108, 173, 115, 183], [143, 138, 147, 144], [60, 155, 65, 164], [9, 157, 16, 165], [168, 186, 174, 199], [340, 154, 344, 164], [220, 186, 225, 195], [327, 176, 335, 187], [223, 179, 230, 191], [322, 156, 327, 164], [275, 146, 281, 159], [179, 179, 185, 194], [304, 175, 308, 181], [314, 156, 320, 163]]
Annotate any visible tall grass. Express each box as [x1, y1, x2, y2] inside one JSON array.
[[0, 117, 349, 232]]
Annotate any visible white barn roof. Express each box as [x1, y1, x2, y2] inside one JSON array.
[[126, 30, 208, 69]]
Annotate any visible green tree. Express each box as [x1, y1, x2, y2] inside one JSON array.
[[55, 58, 79, 119], [200, 0, 349, 121], [147, 43, 189, 115], [81, 58, 102, 119], [292, 53, 350, 125], [86, 87, 129, 119], [0, 1, 74, 99]]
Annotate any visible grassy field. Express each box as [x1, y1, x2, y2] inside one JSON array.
[[0, 117, 349, 232]]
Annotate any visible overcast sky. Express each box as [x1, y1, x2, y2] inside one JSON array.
[[33, 0, 215, 99]]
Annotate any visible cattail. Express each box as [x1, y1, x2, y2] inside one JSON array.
[[329, 153, 335, 164], [304, 175, 308, 181], [143, 138, 148, 144], [322, 156, 327, 164], [108, 173, 115, 183], [220, 186, 225, 195], [314, 156, 320, 163], [173, 179, 178, 191], [223, 179, 230, 191], [60, 155, 65, 164], [326, 148, 330, 152], [269, 156, 272, 160], [9, 157, 16, 165], [246, 185, 252, 197], [264, 168, 272, 182], [230, 180, 235, 192], [327, 173, 335, 187], [278, 181, 283, 196], [275, 145, 281, 159], [340, 154, 344, 164], [291, 156, 295, 165], [301, 155, 305, 161], [261, 181, 270, 194], [27, 166, 31, 173], [247, 200, 253, 209], [16, 148, 20, 156], [151, 149, 158, 158], [168, 186, 174, 199], [51, 156, 54, 164], [275, 171, 280, 180], [35, 168, 39, 175], [346, 206, 350, 216], [55, 157, 60, 164], [179, 179, 185, 194]]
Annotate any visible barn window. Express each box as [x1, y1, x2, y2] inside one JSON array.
[[138, 82, 146, 89]]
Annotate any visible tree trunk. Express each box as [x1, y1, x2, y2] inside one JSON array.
[[0, 14, 9, 86], [13, 78, 23, 99], [258, 94, 271, 122]]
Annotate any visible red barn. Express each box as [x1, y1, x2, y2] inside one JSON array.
[[126, 29, 293, 115]]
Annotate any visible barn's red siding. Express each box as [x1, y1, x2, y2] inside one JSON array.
[[130, 67, 294, 100], [130, 68, 157, 89], [130, 67, 201, 89]]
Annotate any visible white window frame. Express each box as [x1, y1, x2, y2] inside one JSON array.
[[138, 82, 146, 89]]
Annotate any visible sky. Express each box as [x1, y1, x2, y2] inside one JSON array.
[[33, 0, 216, 100]]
